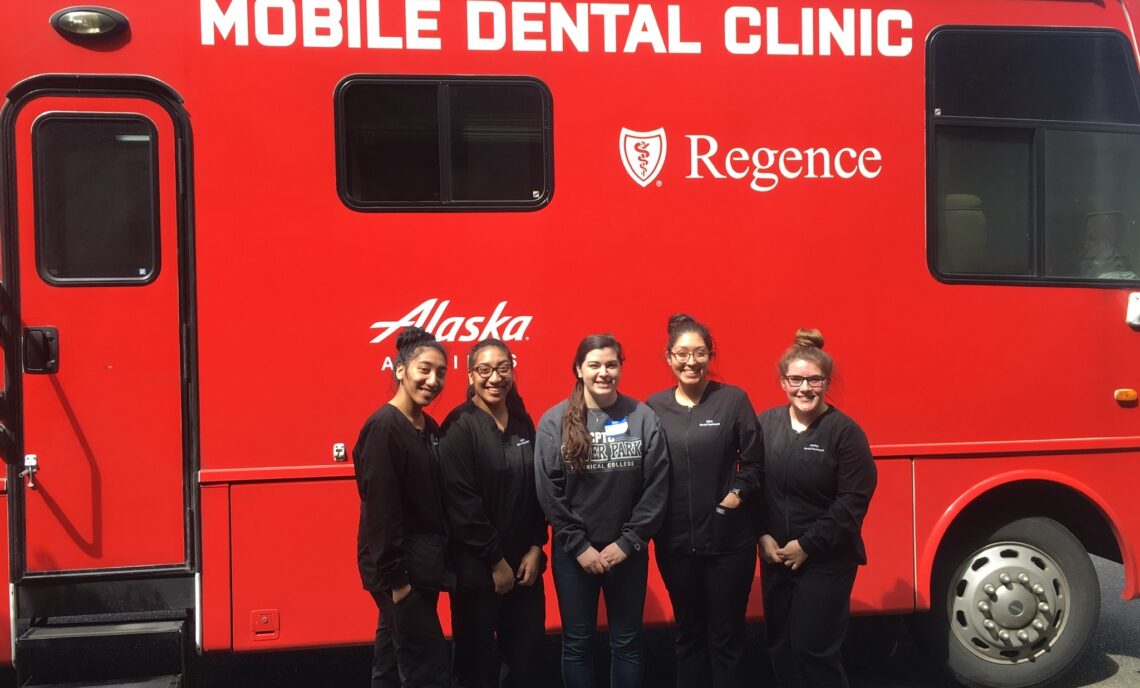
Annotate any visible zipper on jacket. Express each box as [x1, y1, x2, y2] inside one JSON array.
[[685, 406, 696, 553]]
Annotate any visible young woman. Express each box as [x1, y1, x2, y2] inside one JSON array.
[[756, 329, 877, 688], [535, 334, 670, 688], [353, 326, 452, 688], [646, 314, 764, 688], [439, 339, 547, 688]]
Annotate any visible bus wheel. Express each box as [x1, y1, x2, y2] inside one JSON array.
[[913, 517, 1098, 688]]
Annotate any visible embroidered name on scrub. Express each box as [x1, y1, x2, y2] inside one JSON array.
[[803, 443, 826, 453], [516, 438, 531, 447], [698, 420, 721, 427]]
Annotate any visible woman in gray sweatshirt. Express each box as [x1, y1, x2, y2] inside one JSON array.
[[535, 333, 670, 688]]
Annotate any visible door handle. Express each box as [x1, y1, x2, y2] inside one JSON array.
[[19, 454, 38, 489], [23, 327, 59, 374]]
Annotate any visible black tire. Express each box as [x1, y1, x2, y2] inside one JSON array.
[[910, 517, 1098, 688]]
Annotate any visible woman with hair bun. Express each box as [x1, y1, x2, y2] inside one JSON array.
[[439, 338, 547, 688], [647, 314, 763, 688], [535, 334, 670, 688], [756, 329, 877, 688], [353, 326, 452, 688]]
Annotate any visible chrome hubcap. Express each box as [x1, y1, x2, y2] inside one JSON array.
[[948, 541, 1069, 663]]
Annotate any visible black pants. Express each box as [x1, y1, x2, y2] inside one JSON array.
[[450, 578, 546, 688], [370, 588, 450, 688], [656, 546, 755, 688], [760, 562, 857, 688]]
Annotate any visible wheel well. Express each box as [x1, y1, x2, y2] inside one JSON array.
[[936, 480, 1121, 568]]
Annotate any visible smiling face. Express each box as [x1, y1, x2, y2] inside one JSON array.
[[781, 358, 829, 419], [468, 345, 513, 409], [396, 347, 447, 408], [668, 331, 710, 387], [577, 347, 622, 406]]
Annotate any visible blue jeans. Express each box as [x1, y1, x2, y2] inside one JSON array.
[[551, 541, 649, 688]]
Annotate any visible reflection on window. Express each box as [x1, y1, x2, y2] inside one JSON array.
[[1044, 131, 1139, 279], [935, 128, 1033, 276], [338, 77, 552, 210], [34, 116, 159, 283], [929, 28, 1140, 285]]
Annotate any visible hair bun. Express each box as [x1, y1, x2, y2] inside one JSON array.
[[667, 313, 695, 331], [793, 328, 824, 350], [396, 326, 437, 351]]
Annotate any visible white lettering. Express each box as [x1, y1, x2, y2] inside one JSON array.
[[590, 4, 630, 53], [877, 9, 912, 57], [366, 0, 402, 49], [835, 147, 858, 179], [818, 8, 853, 56], [370, 299, 532, 343], [778, 147, 803, 178], [301, 0, 341, 47], [680, 135, 882, 192], [254, 0, 296, 47], [346, 0, 361, 47], [686, 135, 726, 179], [513, 2, 547, 51], [765, 7, 797, 56], [624, 5, 666, 53], [859, 148, 883, 178], [406, 0, 440, 50], [724, 147, 750, 180], [468, 1, 506, 50], [724, 6, 760, 55], [202, 0, 249, 45], [667, 6, 700, 54], [550, 2, 588, 52]]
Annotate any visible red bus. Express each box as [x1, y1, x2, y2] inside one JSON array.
[[2, 1, 1139, 686]]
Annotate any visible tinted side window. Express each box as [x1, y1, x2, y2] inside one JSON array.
[[932, 31, 1140, 124], [34, 116, 159, 283], [928, 29, 1140, 286], [449, 84, 546, 202], [343, 84, 440, 203], [337, 77, 553, 211], [934, 128, 1033, 276]]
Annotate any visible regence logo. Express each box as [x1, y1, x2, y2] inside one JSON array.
[[370, 299, 533, 344], [620, 127, 883, 192]]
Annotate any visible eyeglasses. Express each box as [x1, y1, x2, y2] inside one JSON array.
[[669, 348, 710, 363], [472, 363, 514, 379], [783, 375, 827, 389]]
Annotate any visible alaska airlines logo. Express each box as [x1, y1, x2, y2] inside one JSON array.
[[620, 127, 667, 187], [370, 299, 532, 344]]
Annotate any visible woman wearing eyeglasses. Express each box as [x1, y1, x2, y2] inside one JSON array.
[[756, 329, 877, 688], [438, 338, 547, 688], [646, 314, 763, 688], [535, 334, 670, 688]]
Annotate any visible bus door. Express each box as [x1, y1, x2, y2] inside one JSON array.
[[6, 87, 191, 579]]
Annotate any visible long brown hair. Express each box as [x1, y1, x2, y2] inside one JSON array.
[[562, 334, 624, 471]]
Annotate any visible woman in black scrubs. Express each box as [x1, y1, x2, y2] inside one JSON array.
[[354, 326, 452, 688], [647, 314, 763, 688], [439, 338, 547, 688], [756, 328, 877, 688]]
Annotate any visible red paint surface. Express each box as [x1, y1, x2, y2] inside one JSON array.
[[0, 0, 1136, 656], [14, 96, 185, 572]]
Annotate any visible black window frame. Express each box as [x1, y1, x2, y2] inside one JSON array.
[[31, 112, 161, 286], [927, 26, 1140, 288], [334, 75, 554, 212]]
